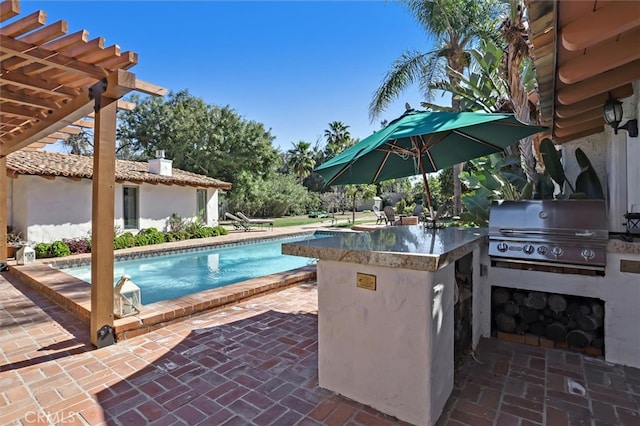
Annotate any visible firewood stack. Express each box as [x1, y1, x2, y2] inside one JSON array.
[[492, 287, 604, 351]]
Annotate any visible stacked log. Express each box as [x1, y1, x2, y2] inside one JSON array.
[[492, 287, 604, 352]]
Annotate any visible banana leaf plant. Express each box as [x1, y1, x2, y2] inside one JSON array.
[[538, 138, 604, 199], [459, 153, 533, 225]]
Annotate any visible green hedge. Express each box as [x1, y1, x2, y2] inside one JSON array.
[[35, 222, 230, 259], [34, 241, 71, 258]]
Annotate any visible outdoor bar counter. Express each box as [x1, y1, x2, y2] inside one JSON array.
[[282, 226, 487, 425]]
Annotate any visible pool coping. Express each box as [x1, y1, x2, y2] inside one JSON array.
[[8, 230, 326, 341]]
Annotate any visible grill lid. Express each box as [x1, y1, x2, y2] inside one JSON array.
[[489, 200, 608, 239], [488, 200, 608, 272]]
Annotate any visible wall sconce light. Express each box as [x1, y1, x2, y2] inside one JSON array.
[[603, 97, 638, 137]]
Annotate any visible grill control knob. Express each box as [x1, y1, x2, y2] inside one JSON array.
[[523, 244, 535, 255], [497, 242, 509, 252], [537, 246, 548, 255], [552, 247, 563, 258], [581, 248, 595, 261]]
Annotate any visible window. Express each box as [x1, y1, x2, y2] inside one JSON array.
[[196, 189, 207, 223], [123, 186, 139, 229]]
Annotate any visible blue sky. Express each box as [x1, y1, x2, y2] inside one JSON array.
[[23, 1, 442, 151]]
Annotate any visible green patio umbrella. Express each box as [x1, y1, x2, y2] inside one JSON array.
[[315, 110, 547, 221]]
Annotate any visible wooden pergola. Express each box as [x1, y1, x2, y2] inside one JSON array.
[[526, 0, 640, 143], [0, 0, 166, 346]]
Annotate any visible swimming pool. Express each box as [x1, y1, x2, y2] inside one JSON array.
[[59, 234, 327, 304]]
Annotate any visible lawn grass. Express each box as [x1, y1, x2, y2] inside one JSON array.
[[221, 212, 380, 229]]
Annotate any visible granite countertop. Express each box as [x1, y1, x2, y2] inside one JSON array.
[[608, 235, 640, 255], [282, 226, 488, 272]]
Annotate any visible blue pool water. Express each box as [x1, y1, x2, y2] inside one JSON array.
[[59, 234, 326, 305]]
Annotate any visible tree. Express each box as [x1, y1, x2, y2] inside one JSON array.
[[344, 184, 377, 224], [228, 172, 320, 218], [116, 90, 279, 185], [61, 129, 93, 155], [287, 141, 316, 184], [500, 0, 539, 186], [324, 121, 352, 159], [369, 0, 503, 215]]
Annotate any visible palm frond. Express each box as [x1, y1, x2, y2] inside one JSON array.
[[369, 49, 435, 120]]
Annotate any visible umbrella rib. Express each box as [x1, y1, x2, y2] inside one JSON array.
[[375, 141, 414, 157], [326, 162, 358, 186], [324, 146, 370, 186], [372, 148, 393, 182], [452, 129, 505, 150], [418, 134, 442, 171]]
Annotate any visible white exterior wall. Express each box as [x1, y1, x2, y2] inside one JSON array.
[[13, 175, 93, 244], [562, 132, 607, 200], [8, 175, 221, 243], [625, 81, 640, 215], [317, 260, 455, 425], [563, 79, 640, 232], [206, 189, 219, 226]]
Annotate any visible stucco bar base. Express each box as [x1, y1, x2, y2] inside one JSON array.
[[282, 226, 487, 425], [316, 260, 454, 426]]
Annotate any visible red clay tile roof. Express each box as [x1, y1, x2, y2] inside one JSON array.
[[6, 151, 232, 190]]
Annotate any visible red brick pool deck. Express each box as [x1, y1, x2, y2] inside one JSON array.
[[1, 227, 639, 425]]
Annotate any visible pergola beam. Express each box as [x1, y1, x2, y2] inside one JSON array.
[[0, 69, 136, 156], [0, 34, 108, 80], [0, 91, 93, 155]]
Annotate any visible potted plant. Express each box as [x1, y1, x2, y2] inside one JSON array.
[[6, 226, 25, 259]]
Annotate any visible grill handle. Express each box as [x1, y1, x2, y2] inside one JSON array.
[[498, 229, 594, 238], [575, 231, 594, 237]]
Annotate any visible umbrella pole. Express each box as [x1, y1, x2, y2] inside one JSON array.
[[418, 154, 435, 223]]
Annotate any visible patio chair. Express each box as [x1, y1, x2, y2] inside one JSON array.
[[383, 206, 397, 226], [224, 212, 251, 231], [373, 206, 387, 225], [236, 212, 274, 230]]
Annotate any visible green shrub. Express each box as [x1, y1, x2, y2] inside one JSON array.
[[138, 228, 165, 245], [49, 241, 71, 258], [213, 225, 228, 236], [185, 219, 205, 239], [201, 226, 215, 238], [167, 213, 189, 233], [114, 232, 135, 250], [187, 223, 215, 239], [34, 243, 52, 259], [34, 241, 70, 258], [163, 232, 178, 242], [134, 233, 150, 246]]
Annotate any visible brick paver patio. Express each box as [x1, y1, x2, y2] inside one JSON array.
[[1, 269, 639, 425]]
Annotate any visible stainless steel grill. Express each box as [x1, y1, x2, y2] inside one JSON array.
[[488, 200, 608, 274]]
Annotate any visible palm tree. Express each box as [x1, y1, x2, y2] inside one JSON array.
[[287, 141, 316, 184], [370, 0, 503, 214], [323, 121, 352, 158], [500, 0, 538, 186]]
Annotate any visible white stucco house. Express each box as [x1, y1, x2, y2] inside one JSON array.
[[6, 150, 232, 244]]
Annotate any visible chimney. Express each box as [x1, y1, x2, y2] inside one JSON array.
[[148, 150, 172, 176]]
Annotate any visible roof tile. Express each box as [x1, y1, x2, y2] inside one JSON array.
[[6, 151, 232, 190]]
